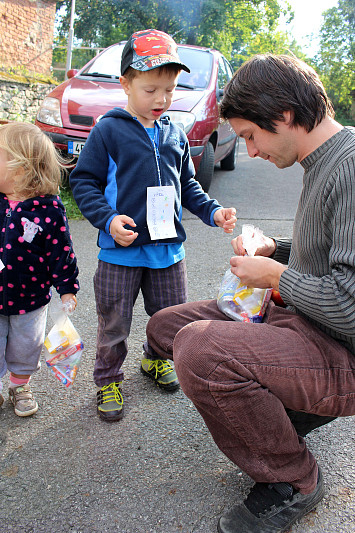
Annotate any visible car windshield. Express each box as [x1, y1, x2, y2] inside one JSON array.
[[81, 44, 123, 78], [80, 44, 212, 89]]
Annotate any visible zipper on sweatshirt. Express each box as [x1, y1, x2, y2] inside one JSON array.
[[134, 117, 162, 186], [152, 124, 162, 185]]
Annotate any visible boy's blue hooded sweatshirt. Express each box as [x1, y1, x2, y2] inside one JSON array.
[[70, 108, 222, 248]]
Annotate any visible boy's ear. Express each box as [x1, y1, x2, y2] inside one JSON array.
[[120, 75, 131, 95]]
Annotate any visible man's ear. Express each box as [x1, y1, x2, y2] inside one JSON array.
[[283, 110, 294, 125], [119, 76, 131, 95]]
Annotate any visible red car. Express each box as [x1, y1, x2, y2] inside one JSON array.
[[36, 42, 238, 192]]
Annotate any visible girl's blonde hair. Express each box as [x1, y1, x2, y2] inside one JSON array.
[[0, 122, 66, 198]]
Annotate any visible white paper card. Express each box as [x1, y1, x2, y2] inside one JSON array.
[[147, 185, 177, 240], [0, 259, 4, 271]]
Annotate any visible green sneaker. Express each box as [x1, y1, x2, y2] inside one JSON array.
[[141, 356, 180, 391], [96, 382, 124, 422]]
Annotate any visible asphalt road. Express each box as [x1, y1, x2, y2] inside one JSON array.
[[0, 141, 354, 533]]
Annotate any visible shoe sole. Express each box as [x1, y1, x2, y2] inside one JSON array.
[[13, 404, 38, 417], [140, 367, 180, 391]]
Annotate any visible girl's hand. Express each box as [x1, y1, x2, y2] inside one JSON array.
[[61, 293, 77, 313]]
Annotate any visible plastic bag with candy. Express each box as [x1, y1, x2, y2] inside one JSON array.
[[217, 225, 272, 323], [44, 299, 83, 388]]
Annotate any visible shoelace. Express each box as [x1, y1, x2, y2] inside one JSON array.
[[147, 359, 174, 378], [245, 481, 294, 517], [100, 382, 123, 406]]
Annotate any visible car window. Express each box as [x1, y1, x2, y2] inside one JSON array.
[[224, 58, 234, 81], [177, 47, 213, 89], [82, 44, 123, 77], [217, 57, 229, 89]]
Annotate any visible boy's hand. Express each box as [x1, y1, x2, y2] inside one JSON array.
[[109, 215, 138, 247], [231, 234, 276, 257], [213, 208, 237, 233]]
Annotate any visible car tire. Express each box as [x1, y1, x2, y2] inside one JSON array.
[[220, 138, 239, 171], [196, 141, 214, 192]]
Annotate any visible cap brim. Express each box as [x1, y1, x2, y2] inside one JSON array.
[[130, 54, 190, 73]]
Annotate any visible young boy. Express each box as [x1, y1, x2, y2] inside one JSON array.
[[70, 29, 236, 422]]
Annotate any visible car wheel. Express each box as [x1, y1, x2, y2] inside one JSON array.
[[196, 142, 214, 192], [220, 138, 239, 171]]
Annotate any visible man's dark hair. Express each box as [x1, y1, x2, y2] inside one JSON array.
[[220, 54, 334, 133]]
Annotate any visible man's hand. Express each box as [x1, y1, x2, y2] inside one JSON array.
[[230, 255, 287, 290], [231, 234, 276, 257], [213, 207, 237, 234], [109, 215, 138, 247]]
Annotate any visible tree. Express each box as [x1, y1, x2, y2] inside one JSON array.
[[54, 0, 294, 63], [316, 0, 355, 121]]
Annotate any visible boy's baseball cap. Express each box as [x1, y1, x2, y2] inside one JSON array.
[[121, 29, 190, 75]]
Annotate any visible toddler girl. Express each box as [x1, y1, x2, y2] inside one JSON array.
[[0, 122, 79, 416]]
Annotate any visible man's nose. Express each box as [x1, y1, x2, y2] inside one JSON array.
[[245, 140, 259, 158]]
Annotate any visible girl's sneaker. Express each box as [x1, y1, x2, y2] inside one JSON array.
[[0, 394, 3, 408], [9, 384, 38, 417]]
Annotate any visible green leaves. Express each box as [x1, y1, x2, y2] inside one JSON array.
[[316, 0, 355, 122], [54, 0, 294, 66]]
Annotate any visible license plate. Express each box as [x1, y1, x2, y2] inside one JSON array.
[[68, 141, 85, 155]]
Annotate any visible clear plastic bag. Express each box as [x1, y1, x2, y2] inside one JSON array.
[[217, 225, 272, 323], [217, 270, 272, 322], [44, 299, 83, 388]]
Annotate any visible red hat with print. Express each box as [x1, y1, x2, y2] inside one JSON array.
[[121, 29, 190, 75]]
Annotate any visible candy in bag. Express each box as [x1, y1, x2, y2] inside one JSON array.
[[44, 301, 83, 388], [217, 270, 272, 322], [217, 225, 272, 323]]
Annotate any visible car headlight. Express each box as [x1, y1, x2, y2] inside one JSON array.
[[36, 97, 63, 127], [164, 111, 195, 134]]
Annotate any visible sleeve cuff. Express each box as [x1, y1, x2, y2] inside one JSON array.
[[105, 214, 117, 235], [273, 239, 291, 265], [210, 207, 219, 226]]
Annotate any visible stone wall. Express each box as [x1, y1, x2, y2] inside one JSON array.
[[0, 0, 57, 75], [0, 79, 56, 122]]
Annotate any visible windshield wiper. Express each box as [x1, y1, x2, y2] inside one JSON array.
[[80, 72, 116, 78], [177, 82, 195, 89]]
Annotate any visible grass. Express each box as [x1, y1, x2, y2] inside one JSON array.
[[60, 177, 84, 220]]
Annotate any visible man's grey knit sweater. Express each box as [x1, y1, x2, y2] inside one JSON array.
[[275, 127, 355, 355]]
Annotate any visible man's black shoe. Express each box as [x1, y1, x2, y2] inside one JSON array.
[[217, 468, 324, 533], [286, 409, 337, 437]]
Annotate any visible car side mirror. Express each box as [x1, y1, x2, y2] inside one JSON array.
[[67, 69, 78, 79]]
